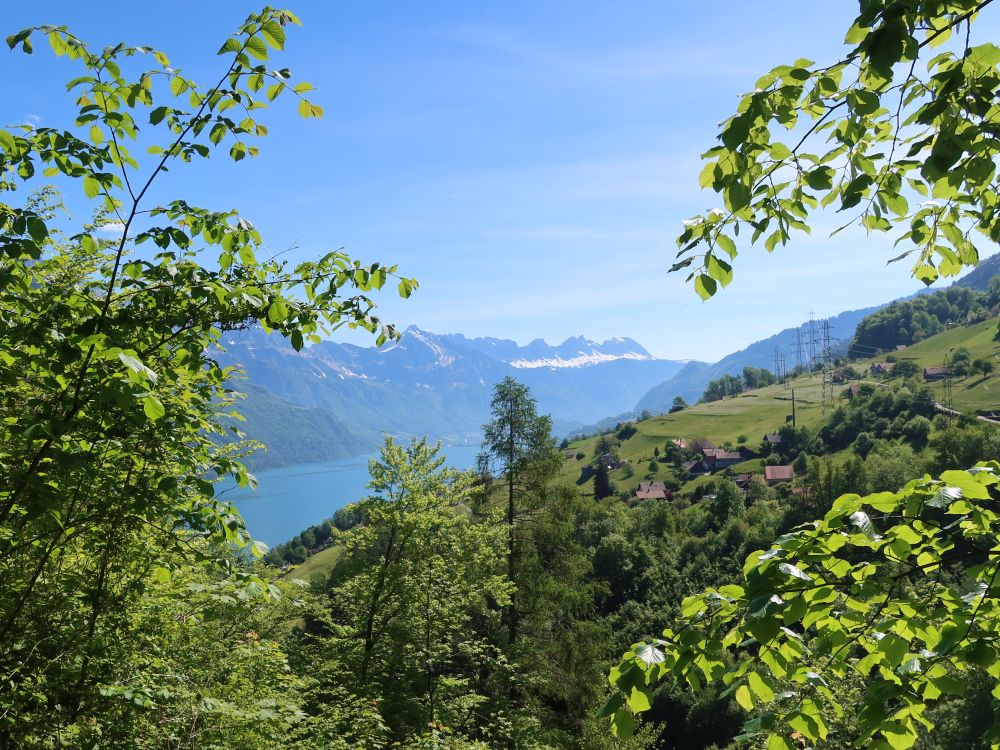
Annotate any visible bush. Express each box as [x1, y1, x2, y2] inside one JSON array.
[[902, 415, 932, 449], [616, 423, 638, 440], [853, 432, 876, 459]]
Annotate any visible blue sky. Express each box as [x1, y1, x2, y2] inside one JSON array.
[[3, 2, 997, 361]]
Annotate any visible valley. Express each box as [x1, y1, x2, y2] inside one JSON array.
[[6, 6, 1000, 749]]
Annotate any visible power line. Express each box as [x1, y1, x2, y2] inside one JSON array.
[[821, 319, 834, 415], [807, 311, 818, 370]]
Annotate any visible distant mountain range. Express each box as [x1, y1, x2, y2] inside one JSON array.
[[215, 328, 686, 468], [220, 253, 999, 469]]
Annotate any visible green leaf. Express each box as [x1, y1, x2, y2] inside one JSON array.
[[715, 234, 738, 259], [805, 167, 834, 191], [883, 192, 909, 217], [735, 683, 754, 711], [143, 394, 165, 421], [119, 352, 157, 382], [217, 37, 241, 55], [26, 216, 48, 244], [725, 181, 751, 212], [914, 264, 939, 285], [766, 734, 794, 750], [149, 106, 169, 125], [878, 633, 908, 667], [845, 23, 866, 44], [245, 36, 268, 60], [83, 176, 101, 199], [267, 298, 289, 323], [769, 142, 792, 160], [967, 43, 1000, 68], [0, 129, 15, 153], [628, 686, 652, 713], [848, 89, 881, 116], [694, 273, 718, 300], [748, 671, 775, 702], [261, 20, 287, 50], [611, 709, 636, 739], [867, 17, 907, 78], [939, 470, 992, 500], [706, 254, 734, 287], [721, 114, 751, 151], [698, 160, 718, 189], [596, 693, 625, 719]]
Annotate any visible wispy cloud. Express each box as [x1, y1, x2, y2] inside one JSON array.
[[96, 222, 126, 235], [430, 25, 754, 81]]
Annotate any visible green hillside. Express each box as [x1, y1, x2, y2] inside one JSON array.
[[231, 383, 378, 470], [563, 316, 999, 498], [870, 317, 999, 412], [562, 372, 833, 494], [285, 545, 341, 584]]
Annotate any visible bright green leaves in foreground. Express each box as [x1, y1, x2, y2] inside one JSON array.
[[675, 1, 999, 297], [608, 463, 1000, 749], [0, 9, 414, 744]]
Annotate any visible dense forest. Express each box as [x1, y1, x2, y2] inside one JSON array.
[[214, 361, 1000, 750], [4, 3, 1000, 750], [848, 282, 1000, 358]]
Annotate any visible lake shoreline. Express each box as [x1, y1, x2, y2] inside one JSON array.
[[221, 444, 481, 546]]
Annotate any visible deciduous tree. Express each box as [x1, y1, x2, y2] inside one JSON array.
[[673, 0, 1000, 298], [0, 9, 413, 744]]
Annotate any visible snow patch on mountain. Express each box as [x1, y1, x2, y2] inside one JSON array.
[[510, 351, 656, 369], [405, 327, 456, 367]]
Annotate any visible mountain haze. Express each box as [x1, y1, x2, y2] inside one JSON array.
[[216, 327, 686, 467], [634, 304, 882, 414]]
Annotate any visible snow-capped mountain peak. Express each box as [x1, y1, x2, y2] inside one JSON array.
[[509, 350, 655, 369]]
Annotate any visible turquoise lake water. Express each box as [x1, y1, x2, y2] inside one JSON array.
[[220, 444, 481, 546]]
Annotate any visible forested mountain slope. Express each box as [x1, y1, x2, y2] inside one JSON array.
[[227, 384, 379, 470]]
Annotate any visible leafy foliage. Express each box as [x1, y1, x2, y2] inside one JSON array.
[[609, 465, 1000, 749], [0, 10, 413, 746], [673, 0, 1000, 298], [701, 373, 745, 402]]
